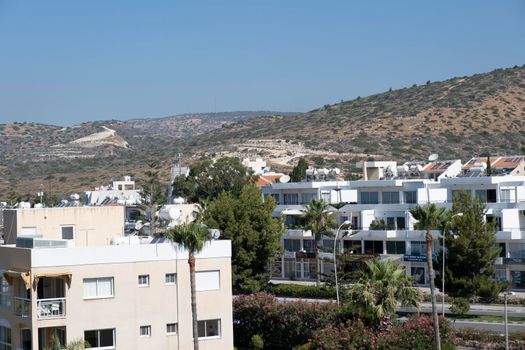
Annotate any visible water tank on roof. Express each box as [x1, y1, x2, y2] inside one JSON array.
[[159, 205, 182, 221], [70, 193, 80, 201], [34, 203, 43, 209], [18, 202, 31, 209], [172, 197, 185, 204]]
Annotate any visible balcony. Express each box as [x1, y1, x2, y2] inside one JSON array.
[[14, 297, 31, 317], [37, 298, 66, 319]]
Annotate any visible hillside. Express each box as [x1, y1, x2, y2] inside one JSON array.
[[178, 65, 525, 168], [2, 65, 525, 200]]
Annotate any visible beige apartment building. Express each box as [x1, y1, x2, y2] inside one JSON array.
[[0, 207, 233, 350], [2, 206, 126, 246]]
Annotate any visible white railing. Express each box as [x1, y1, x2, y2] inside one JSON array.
[[37, 298, 66, 319], [14, 297, 31, 317]]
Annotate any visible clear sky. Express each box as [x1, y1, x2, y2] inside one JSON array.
[[0, 1, 524, 126]]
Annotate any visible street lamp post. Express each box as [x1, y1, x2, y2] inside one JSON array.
[[442, 212, 463, 316], [334, 219, 351, 307], [504, 291, 515, 350]]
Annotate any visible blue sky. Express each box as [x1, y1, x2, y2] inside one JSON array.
[[0, 1, 524, 126]]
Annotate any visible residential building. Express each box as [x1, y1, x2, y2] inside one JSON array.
[[0, 237, 233, 350], [83, 176, 142, 206], [264, 166, 525, 290], [2, 206, 125, 246]]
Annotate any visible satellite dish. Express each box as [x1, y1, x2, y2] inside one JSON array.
[[279, 175, 291, 183], [428, 153, 439, 162], [210, 229, 221, 240]]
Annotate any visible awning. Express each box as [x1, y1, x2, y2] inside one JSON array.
[[33, 273, 72, 289], [3, 270, 31, 290], [281, 209, 305, 216]]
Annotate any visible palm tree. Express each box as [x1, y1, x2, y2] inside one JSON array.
[[302, 199, 336, 286], [409, 204, 449, 350], [167, 223, 212, 350], [346, 259, 421, 328]]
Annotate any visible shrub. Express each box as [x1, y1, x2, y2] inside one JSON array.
[[233, 292, 342, 349], [264, 283, 336, 299], [251, 334, 264, 350], [450, 297, 470, 317], [307, 315, 455, 350]]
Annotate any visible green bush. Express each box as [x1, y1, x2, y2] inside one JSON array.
[[264, 283, 336, 299], [251, 334, 264, 350], [233, 292, 342, 349]]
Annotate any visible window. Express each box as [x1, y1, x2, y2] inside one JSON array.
[[475, 189, 497, 203], [301, 193, 316, 204], [386, 217, 395, 230], [411, 267, 425, 285], [396, 217, 406, 230], [360, 192, 379, 204], [195, 271, 220, 291], [386, 241, 406, 255], [323, 239, 334, 249], [511, 271, 525, 289], [84, 329, 115, 349], [0, 276, 10, 308], [364, 240, 383, 254], [139, 326, 151, 337], [382, 191, 399, 204], [410, 241, 426, 256], [500, 189, 514, 203], [61, 225, 75, 240], [166, 323, 178, 335], [165, 273, 176, 285], [198, 319, 221, 339], [344, 240, 361, 254], [138, 275, 150, 287], [283, 193, 299, 205], [496, 243, 506, 258], [0, 326, 11, 350], [83, 278, 114, 299], [486, 215, 502, 231], [283, 239, 301, 252], [404, 191, 417, 204], [303, 240, 315, 253], [509, 243, 525, 259]]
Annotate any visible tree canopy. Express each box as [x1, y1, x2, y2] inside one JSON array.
[[439, 191, 505, 302], [345, 259, 421, 327], [290, 158, 308, 182], [172, 157, 254, 203], [203, 184, 283, 293]]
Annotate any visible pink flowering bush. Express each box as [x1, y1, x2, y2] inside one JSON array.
[[233, 292, 342, 349], [308, 315, 455, 350]]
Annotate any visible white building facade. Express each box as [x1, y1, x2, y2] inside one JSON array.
[[262, 176, 525, 290]]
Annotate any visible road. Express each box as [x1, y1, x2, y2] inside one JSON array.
[[452, 319, 525, 333]]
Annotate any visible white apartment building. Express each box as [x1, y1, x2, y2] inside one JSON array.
[[0, 207, 233, 350], [263, 172, 525, 290]]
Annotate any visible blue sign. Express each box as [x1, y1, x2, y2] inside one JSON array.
[[403, 255, 427, 262]]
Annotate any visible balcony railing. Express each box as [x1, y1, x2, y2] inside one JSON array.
[[37, 298, 66, 319], [14, 297, 31, 317]]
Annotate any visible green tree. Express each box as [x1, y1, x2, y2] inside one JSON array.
[[290, 158, 308, 182], [345, 259, 421, 327], [369, 219, 389, 230], [440, 191, 505, 301], [409, 204, 449, 350], [302, 199, 337, 286], [173, 157, 254, 203], [141, 160, 167, 205], [485, 156, 492, 176], [204, 184, 283, 293], [449, 297, 470, 321], [166, 223, 211, 350]]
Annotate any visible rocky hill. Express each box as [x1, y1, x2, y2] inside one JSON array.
[[1, 65, 525, 200], [177, 64, 525, 169]]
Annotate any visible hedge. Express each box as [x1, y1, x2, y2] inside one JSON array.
[[264, 283, 336, 299]]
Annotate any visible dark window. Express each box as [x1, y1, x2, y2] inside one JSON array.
[[344, 240, 361, 254], [396, 217, 406, 229], [386, 241, 406, 254], [361, 192, 379, 204], [487, 189, 497, 203], [487, 216, 502, 231], [364, 240, 383, 254], [496, 243, 506, 258], [382, 192, 399, 204], [84, 329, 115, 348], [386, 217, 395, 229], [404, 191, 417, 204], [410, 241, 426, 256]]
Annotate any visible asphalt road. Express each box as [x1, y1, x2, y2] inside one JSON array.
[[452, 319, 525, 333]]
